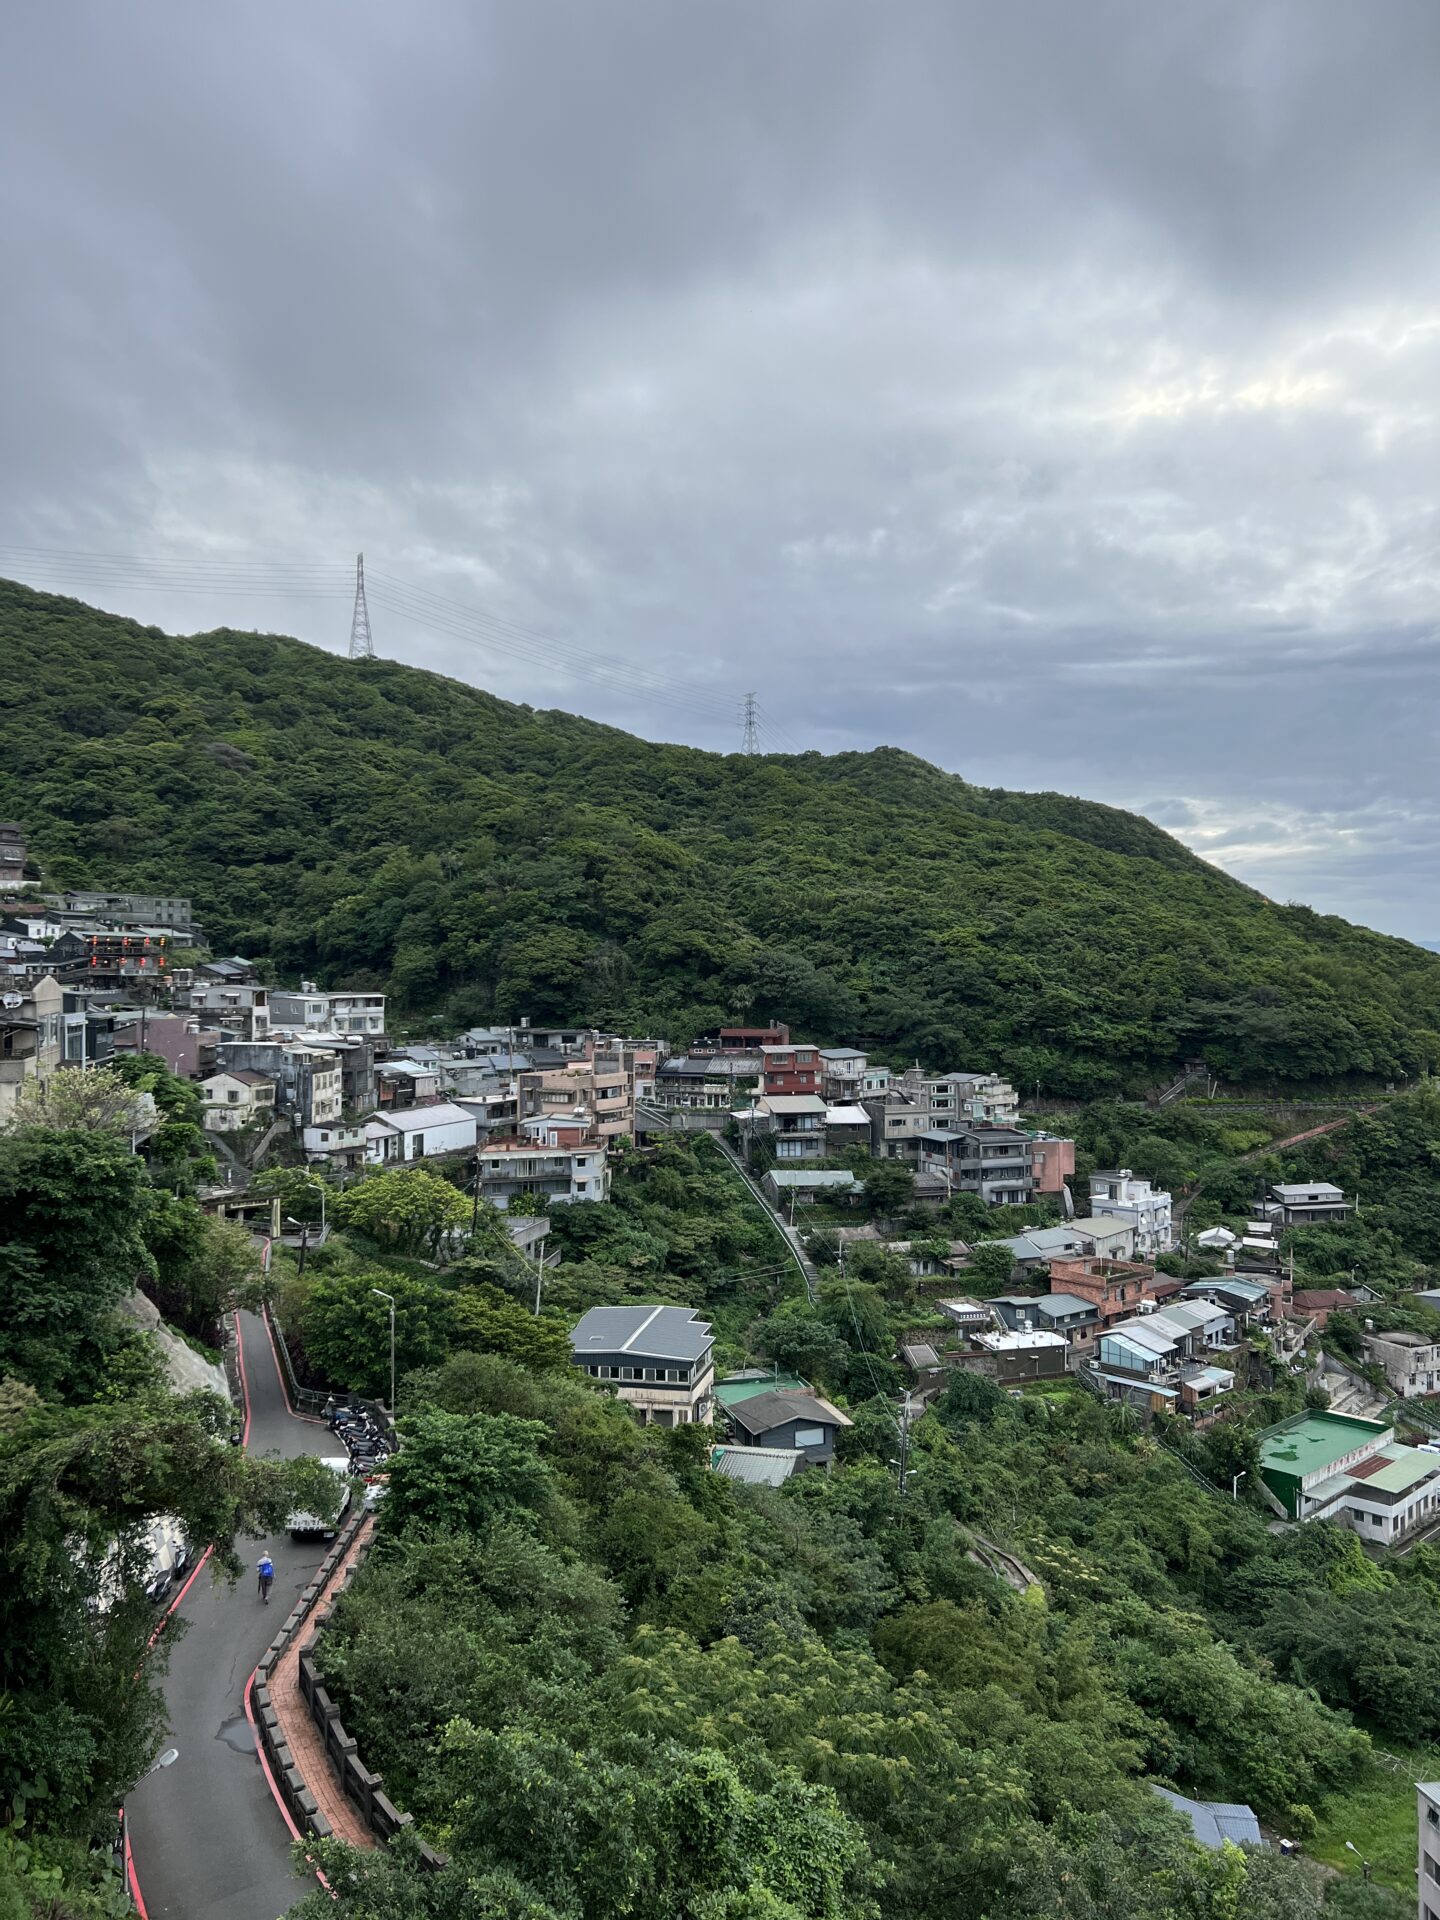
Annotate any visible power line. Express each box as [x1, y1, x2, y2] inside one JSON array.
[[348, 552, 375, 660], [0, 542, 806, 744]]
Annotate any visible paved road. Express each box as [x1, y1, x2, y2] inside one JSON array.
[[126, 1310, 332, 1920]]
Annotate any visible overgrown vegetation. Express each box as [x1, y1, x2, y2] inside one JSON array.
[[0, 1058, 340, 1915], [8, 577, 1440, 1094]]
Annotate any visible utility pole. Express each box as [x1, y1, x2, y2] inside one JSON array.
[[348, 552, 375, 660], [371, 1288, 396, 1415], [740, 692, 760, 755], [896, 1391, 914, 1498]]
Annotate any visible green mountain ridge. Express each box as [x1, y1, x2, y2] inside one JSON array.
[[4, 575, 1438, 1096]]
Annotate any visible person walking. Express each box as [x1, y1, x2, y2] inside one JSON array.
[[256, 1553, 275, 1604]]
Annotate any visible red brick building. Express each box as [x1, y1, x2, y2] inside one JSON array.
[[760, 1042, 820, 1098], [1048, 1256, 1163, 1328]]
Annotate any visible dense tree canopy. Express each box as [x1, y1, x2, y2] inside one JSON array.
[[6, 578, 1440, 1094]]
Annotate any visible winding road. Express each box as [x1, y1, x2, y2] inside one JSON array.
[[125, 1310, 333, 1920]]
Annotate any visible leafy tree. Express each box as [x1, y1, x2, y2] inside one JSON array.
[[0, 1129, 153, 1399], [251, 1164, 329, 1226], [861, 1162, 915, 1218], [450, 1284, 571, 1373], [961, 1239, 1017, 1297], [296, 1269, 453, 1398], [5, 1064, 149, 1135], [340, 1166, 471, 1258], [379, 1410, 552, 1537]]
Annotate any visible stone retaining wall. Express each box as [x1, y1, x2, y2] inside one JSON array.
[[248, 1513, 443, 1869]]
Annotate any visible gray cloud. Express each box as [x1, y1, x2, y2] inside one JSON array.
[[2, 1, 1438, 933]]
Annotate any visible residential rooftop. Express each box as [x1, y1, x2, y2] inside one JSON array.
[[1258, 1410, 1390, 1479], [570, 1305, 714, 1365]]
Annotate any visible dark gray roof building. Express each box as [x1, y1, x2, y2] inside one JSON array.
[[570, 1305, 714, 1366]]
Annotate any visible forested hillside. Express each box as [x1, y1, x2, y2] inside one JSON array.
[[6, 576, 1440, 1095]]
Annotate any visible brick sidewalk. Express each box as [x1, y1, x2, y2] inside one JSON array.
[[267, 1517, 376, 1849]]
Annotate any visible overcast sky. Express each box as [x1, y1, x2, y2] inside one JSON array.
[[3, 3, 1439, 937]]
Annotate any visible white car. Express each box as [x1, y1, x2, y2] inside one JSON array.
[[287, 1457, 354, 1540]]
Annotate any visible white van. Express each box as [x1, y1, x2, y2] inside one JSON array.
[[287, 1457, 354, 1540]]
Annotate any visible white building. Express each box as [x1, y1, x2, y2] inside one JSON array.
[[1364, 1329, 1440, 1400], [188, 982, 270, 1040], [1418, 1782, 1440, 1920], [475, 1116, 609, 1209], [200, 1069, 277, 1132], [1089, 1169, 1174, 1258], [363, 1101, 478, 1164], [270, 985, 386, 1037], [302, 1121, 368, 1168]]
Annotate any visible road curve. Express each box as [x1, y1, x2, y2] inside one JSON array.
[[126, 1310, 333, 1920]]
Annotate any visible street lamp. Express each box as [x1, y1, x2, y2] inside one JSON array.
[[300, 1172, 326, 1235], [1344, 1841, 1371, 1882], [1231, 1471, 1247, 1501], [371, 1289, 396, 1416], [143, 1748, 179, 1778]]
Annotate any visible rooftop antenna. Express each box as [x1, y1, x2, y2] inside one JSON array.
[[348, 552, 375, 660], [740, 691, 760, 755]]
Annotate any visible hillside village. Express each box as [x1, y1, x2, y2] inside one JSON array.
[[11, 871, 1440, 1909], [11, 846, 1440, 1553]]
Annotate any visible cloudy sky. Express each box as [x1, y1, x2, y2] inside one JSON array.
[[3, 3, 1439, 937]]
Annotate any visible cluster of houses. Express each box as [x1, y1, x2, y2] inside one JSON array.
[[657, 1027, 1080, 1207]]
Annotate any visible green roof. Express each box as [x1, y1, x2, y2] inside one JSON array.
[[1258, 1411, 1389, 1481], [1348, 1446, 1439, 1495], [715, 1370, 809, 1408]]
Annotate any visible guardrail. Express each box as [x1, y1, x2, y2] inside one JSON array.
[[249, 1513, 443, 1869], [264, 1305, 395, 1439]]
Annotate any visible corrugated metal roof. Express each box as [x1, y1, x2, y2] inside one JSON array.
[[1152, 1786, 1261, 1850], [711, 1446, 800, 1487]]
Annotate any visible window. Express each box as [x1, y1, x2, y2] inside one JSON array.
[[794, 1426, 825, 1448], [1427, 1851, 1440, 1886]]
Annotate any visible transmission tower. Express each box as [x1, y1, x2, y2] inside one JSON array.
[[348, 552, 375, 659], [740, 691, 760, 754]]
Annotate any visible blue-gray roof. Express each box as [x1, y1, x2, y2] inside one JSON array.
[[711, 1446, 800, 1487], [1152, 1786, 1262, 1849], [570, 1305, 713, 1364]]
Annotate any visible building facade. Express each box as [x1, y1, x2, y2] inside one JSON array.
[[570, 1305, 716, 1427], [1089, 1168, 1174, 1257]]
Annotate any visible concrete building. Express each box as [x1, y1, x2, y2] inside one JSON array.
[[970, 1327, 1069, 1384], [760, 1043, 821, 1097], [520, 1057, 633, 1145], [270, 986, 386, 1038], [0, 823, 25, 888], [46, 890, 194, 931], [1089, 1168, 1174, 1257], [989, 1291, 1100, 1359], [1029, 1132, 1076, 1195], [302, 1121, 368, 1169], [918, 1123, 1036, 1206], [200, 1069, 277, 1132], [1364, 1328, 1440, 1399], [753, 1092, 828, 1161], [362, 1101, 478, 1164], [189, 982, 271, 1041], [650, 1053, 759, 1111], [1047, 1256, 1163, 1327], [817, 1046, 868, 1102], [1266, 1181, 1351, 1227], [217, 1038, 341, 1126], [0, 973, 64, 1124], [570, 1305, 715, 1427], [1418, 1781, 1440, 1920], [474, 1120, 609, 1209], [1258, 1411, 1394, 1519]]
